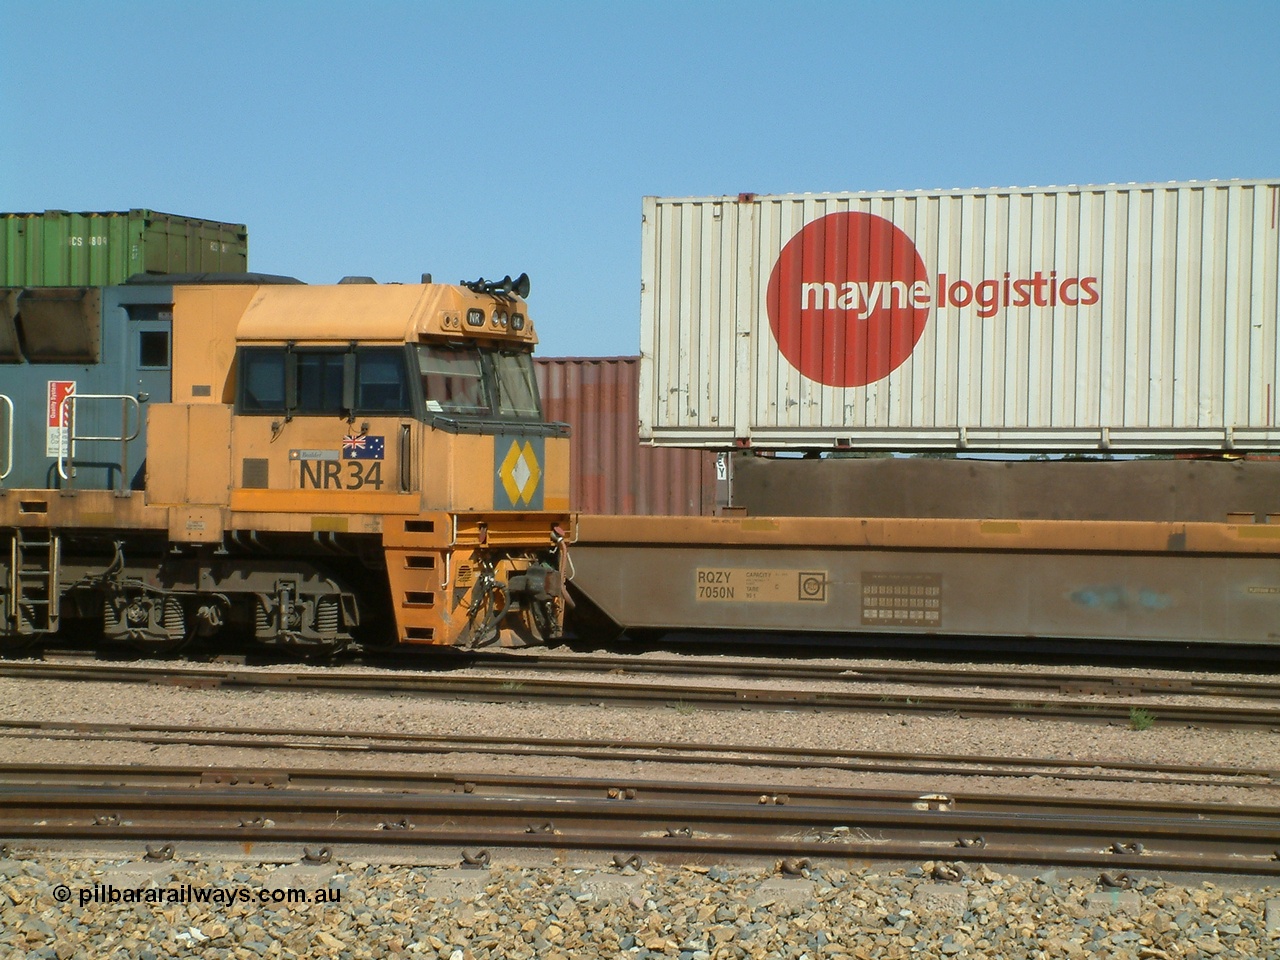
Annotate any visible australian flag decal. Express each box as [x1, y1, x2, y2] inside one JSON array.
[[342, 434, 384, 460]]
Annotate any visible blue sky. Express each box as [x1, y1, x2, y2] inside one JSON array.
[[3, 1, 1276, 358]]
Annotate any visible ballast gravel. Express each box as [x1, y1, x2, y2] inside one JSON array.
[[0, 673, 1277, 807], [1, 855, 1277, 960], [2, 651, 1280, 956]]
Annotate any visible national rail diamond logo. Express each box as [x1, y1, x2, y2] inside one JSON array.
[[499, 439, 542, 506]]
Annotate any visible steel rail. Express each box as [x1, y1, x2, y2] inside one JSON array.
[[451, 650, 1280, 700], [23, 648, 1280, 701], [0, 660, 1275, 728], [0, 721, 1275, 791], [0, 776, 1277, 875], [0, 762, 1275, 817]]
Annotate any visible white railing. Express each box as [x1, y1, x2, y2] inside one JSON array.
[[0, 395, 12, 481], [57, 393, 142, 492]]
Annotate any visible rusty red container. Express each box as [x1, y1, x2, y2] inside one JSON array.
[[536, 356, 717, 515]]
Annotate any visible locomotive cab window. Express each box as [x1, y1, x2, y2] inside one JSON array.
[[239, 347, 287, 413], [138, 330, 170, 368], [492, 350, 541, 419], [418, 344, 490, 416], [294, 351, 345, 414], [416, 343, 544, 422], [237, 346, 412, 417], [356, 347, 411, 413]]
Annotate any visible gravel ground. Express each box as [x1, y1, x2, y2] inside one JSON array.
[[3, 653, 1280, 956], [1, 854, 1277, 959], [0, 672, 1277, 806]]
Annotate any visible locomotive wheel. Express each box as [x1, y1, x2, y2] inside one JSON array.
[[108, 593, 194, 656], [297, 638, 349, 662], [0, 633, 41, 655], [123, 632, 192, 656]]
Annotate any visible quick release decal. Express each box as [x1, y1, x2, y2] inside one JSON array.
[[46, 380, 75, 457]]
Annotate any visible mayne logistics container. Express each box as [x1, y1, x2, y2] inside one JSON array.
[[1, 209, 247, 287], [640, 179, 1280, 452], [536, 356, 719, 514]]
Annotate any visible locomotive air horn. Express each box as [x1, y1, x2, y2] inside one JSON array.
[[459, 273, 531, 297]]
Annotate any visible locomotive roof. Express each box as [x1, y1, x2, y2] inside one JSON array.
[[234, 282, 536, 345]]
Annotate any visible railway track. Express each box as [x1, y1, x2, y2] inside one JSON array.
[[17, 645, 1280, 699], [453, 650, 1280, 701], [0, 763, 1276, 876], [2, 719, 1275, 792], [0, 658, 1277, 730]]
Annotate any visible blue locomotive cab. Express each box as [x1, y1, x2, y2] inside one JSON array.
[[0, 284, 174, 492]]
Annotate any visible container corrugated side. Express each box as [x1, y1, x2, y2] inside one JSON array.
[[0, 209, 247, 286], [639, 179, 1280, 451], [536, 356, 717, 515]]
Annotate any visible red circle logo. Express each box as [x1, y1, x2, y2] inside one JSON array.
[[766, 211, 931, 388]]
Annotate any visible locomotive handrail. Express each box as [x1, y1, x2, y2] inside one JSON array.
[[57, 393, 142, 491], [0, 394, 12, 481]]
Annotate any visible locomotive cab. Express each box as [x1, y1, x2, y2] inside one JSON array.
[[1, 275, 573, 652]]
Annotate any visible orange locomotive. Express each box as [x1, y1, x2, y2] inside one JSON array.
[[0, 273, 573, 652]]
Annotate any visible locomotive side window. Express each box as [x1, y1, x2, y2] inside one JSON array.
[[240, 347, 287, 413], [239, 346, 413, 416], [418, 345, 490, 416], [138, 330, 170, 368], [239, 343, 536, 419], [492, 350, 541, 420], [294, 351, 345, 414], [356, 348, 410, 413]]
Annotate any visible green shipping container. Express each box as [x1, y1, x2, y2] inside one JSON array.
[[0, 209, 248, 286]]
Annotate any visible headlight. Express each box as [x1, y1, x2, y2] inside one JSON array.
[[466, 308, 485, 327], [493, 310, 508, 328]]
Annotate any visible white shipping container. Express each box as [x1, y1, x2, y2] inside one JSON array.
[[639, 180, 1280, 451]]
